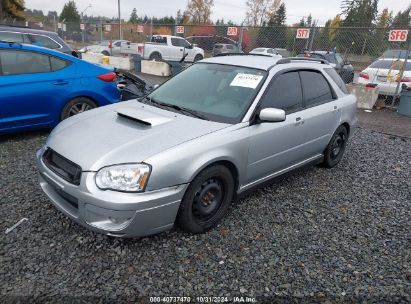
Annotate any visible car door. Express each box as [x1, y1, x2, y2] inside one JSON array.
[[298, 70, 341, 155], [0, 49, 74, 132], [246, 71, 308, 184], [170, 37, 184, 61], [112, 40, 123, 56]]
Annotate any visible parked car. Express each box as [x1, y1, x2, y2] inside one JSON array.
[[297, 50, 354, 83], [357, 58, 411, 96], [0, 42, 120, 134], [79, 40, 129, 56], [212, 43, 243, 56], [274, 48, 291, 58], [381, 49, 411, 60], [249, 47, 282, 58], [36, 55, 357, 238], [143, 35, 204, 62], [186, 35, 238, 52], [0, 24, 79, 57]]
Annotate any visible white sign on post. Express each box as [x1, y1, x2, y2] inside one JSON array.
[[176, 26, 185, 34], [137, 25, 144, 33], [227, 27, 238, 36], [62, 24, 66, 31], [388, 30, 409, 42], [296, 28, 310, 39], [104, 24, 111, 32], [58, 22, 62, 29], [80, 23, 85, 30]]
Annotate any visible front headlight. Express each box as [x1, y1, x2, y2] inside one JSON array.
[[95, 163, 151, 192]]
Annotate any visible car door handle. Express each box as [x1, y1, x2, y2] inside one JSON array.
[[333, 105, 339, 113], [295, 117, 304, 126], [53, 80, 69, 85], [180, 49, 183, 51]]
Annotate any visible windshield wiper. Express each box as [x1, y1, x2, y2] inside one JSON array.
[[141, 97, 208, 120]]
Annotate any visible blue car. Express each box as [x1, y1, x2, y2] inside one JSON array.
[[0, 42, 120, 134]]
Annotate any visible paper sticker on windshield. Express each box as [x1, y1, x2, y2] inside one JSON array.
[[230, 73, 263, 89]]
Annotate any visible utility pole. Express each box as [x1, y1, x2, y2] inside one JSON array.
[[118, 0, 122, 40], [0, 1, 3, 22]]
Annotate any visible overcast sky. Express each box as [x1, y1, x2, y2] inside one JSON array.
[[25, 0, 407, 25]]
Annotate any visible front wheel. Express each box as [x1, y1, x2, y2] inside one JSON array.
[[323, 125, 348, 168], [60, 97, 97, 121], [194, 54, 203, 62], [177, 165, 235, 233]]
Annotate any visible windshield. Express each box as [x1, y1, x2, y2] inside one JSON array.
[[147, 63, 267, 124], [252, 48, 266, 52]]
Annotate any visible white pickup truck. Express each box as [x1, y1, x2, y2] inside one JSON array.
[[121, 35, 204, 62]]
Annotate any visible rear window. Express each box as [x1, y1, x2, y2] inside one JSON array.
[[0, 50, 51, 75], [0, 31, 27, 43], [369, 59, 411, 71], [151, 36, 167, 44], [324, 68, 349, 94], [383, 50, 411, 59]]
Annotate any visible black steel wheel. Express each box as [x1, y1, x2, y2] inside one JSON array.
[[323, 125, 348, 168], [177, 165, 235, 233]]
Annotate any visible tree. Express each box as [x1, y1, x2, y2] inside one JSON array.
[[257, 2, 287, 48], [185, 0, 214, 24], [59, 0, 80, 32], [245, 0, 281, 26], [391, 5, 411, 28], [129, 8, 138, 24], [1, 0, 25, 20]]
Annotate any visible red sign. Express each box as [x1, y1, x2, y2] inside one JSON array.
[[176, 26, 185, 34], [296, 28, 310, 39], [227, 27, 238, 36], [389, 30, 408, 42]]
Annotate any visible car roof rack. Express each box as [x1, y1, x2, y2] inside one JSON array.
[[215, 53, 278, 58], [0, 23, 30, 28], [277, 57, 329, 65]]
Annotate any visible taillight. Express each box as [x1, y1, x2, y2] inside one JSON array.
[[97, 72, 117, 82], [304, 53, 311, 58], [108, 41, 113, 48], [396, 76, 411, 82], [359, 72, 369, 79]]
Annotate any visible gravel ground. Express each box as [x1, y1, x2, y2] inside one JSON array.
[[1, 128, 410, 303]]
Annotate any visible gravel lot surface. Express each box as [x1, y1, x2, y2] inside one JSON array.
[[1, 127, 410, 303]]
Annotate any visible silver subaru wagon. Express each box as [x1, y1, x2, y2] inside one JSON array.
[[36, 55, 357, 238]]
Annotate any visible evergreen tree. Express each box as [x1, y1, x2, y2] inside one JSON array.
[[59, 1, 80, 32], [391, 5, 411, 27], [129, 8, 138, 24]]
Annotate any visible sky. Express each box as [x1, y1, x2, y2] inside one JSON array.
[[25, 0, 408, 26]]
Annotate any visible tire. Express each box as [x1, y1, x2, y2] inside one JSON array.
[[149, 52, 162, 61], [194, 54, 203, 62], [177, 165, 235, 233], [101, 50, 110, 56], [323, 125, 348, 168], [60, 97, 97, 121]]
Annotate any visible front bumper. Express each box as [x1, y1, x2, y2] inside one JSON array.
[[36, 149, 187, 238]]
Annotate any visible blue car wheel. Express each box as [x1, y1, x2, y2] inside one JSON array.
[[60, 97, 97, 121]]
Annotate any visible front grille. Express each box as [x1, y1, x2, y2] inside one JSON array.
[[42, 149, 82, 185]]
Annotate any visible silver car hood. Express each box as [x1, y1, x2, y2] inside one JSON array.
[[46, 101, 228, 171]]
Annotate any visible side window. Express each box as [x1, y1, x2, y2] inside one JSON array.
[[300, 70, 334, 107], [171, 38, 180, 47], [324, 67, 349, 94], [50, 56, 70, 71], [29, 34, 61, 49], [114, 41, 122, 47], [260, 71, 303, 113], [0, 50, 51, 75], [0, 31, 25, 42], [336, 54, 344, 66]]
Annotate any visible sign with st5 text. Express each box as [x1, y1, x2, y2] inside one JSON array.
[[389, 30, 408, 42], [176, 26, 185, 34], [227, 27, 238, 36], [296, 28, 310, 39]]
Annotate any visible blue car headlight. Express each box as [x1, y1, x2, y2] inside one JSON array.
[[95, 163, 151, 192]]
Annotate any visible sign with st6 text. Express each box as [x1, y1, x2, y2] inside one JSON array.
[[296, 28, 310, 39], [388, 30, 408, 42], [176, 26, 185, 34], [227, 27, 238, 36]]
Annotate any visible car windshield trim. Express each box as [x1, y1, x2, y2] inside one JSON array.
[[146, 63, 268, 124]]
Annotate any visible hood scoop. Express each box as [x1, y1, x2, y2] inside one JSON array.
[[116, 107, 174, 127]]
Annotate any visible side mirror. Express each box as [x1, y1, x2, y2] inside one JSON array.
[[259, 108, 286, 123], [153, 84, 160, 89]]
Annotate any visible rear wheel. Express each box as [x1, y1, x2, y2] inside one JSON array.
[[101, 50, 110, 56], [323, 125, 348, 168], [60, 97, 97, 121], [177, 165, 234, 233], [149, 52, 162, 61]]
